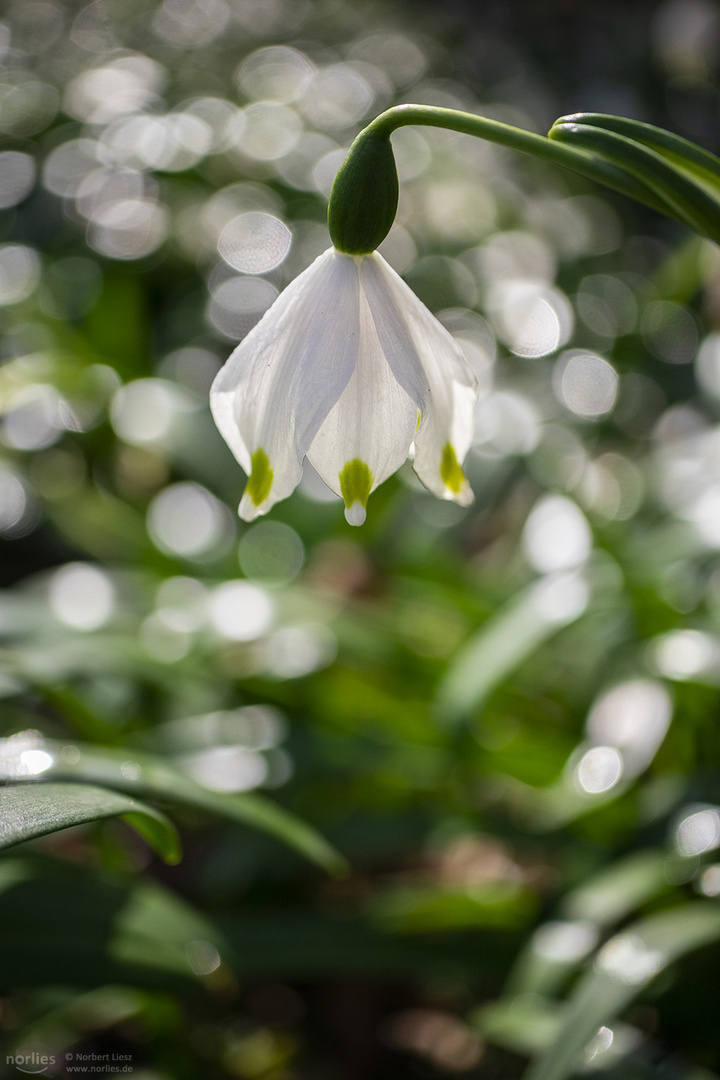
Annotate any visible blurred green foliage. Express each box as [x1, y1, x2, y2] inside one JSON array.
[[2, 0, 720, 1077]]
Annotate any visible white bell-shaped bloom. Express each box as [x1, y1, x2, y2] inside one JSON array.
[[210, 247, 477, 525]]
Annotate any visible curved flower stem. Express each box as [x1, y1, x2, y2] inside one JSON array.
[[358, 104, 685, 221]]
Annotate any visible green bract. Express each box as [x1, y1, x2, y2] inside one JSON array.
[[327, 132, 399, 255]]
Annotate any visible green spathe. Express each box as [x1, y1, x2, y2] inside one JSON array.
[[327, 133, 399, 255]]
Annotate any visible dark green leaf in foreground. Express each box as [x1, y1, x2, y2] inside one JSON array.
[[0, 783, 181, 864], [0, 857, 513, 992], [0, 858, 227, 992], [41, 741, 347, 876]]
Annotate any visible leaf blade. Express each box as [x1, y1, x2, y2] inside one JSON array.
[[549, 121, 720, 243], [437, 572, 589, 723], [553, 113, 720, 191], [0, 857, 225, 992], [0, 782, 181, 864], [524, 903, 720, 1080], [43, 742, 347, 876]]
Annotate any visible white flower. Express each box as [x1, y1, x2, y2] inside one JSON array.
[[210, 247, 477, 525]]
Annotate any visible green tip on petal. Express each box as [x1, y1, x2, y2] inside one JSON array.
[[339, 458, 373, 526], [440, 443, 466, 495], [245, 448, 273, 507]]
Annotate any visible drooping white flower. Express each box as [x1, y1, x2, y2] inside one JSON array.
[[210, 247, 477, 525]]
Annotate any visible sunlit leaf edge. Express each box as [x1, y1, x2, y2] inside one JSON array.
[[0, 782, 181, 864]]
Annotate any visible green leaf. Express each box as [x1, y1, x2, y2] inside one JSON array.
[[0, 857, 227, 992], [505, 851, 670, 999], [548, 121, 720, 244], [44, 488, 150, 564], [476, 996, 563, 1058], [560, 850, 670, 926], [437, 572, 589, 723], [41, 741, 347, 876], [553, 113, 720, 192], [0, 782, 181, 864], [368, 881, 536, 934], [0, 857, 513, 991], [6, 985, 145, 1060], [476, 997, 719, 1079], [524, 903, 720, 1080]]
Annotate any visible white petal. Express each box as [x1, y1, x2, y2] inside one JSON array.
[[362, 251, 475, 391], [359, 254, 429, 413], [210, 248, 360, 518], [363, 251, 477, 504], [307, 275, 418, 523], [412, 379, 476, 504]]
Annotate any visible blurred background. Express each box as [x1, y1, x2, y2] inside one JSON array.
[[2, 0, 720, 1076]]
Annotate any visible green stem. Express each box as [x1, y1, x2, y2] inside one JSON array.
[[363, 104, 683, 220]]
